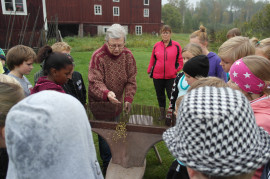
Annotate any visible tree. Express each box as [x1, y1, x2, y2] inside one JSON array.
[[162, 4, 182, 33]]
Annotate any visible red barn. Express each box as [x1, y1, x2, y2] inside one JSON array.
[[0, 0, 45, 49], [45, 0, 162, 36]]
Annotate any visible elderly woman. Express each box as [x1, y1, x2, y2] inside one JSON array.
[[88, 24, 137, 174], [147, 25, 183, 121]]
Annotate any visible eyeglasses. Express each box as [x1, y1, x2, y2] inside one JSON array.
[[162, 31, 171, 35], [107, 42, 125, 49]]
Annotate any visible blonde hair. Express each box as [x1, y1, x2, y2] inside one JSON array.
[[189, 77, 228, 91], [51, 42, 71, 53], [190, 25, 208, 44], [182, 43, 203, 56], [226, 28, 241, 39], [175, 77, 228, 109], [6, 45, 36, 70], [0, 74, 25, 126], [251, 37, 270, 60], [242, 55, 270, 95], [218, 36, 255, 62]]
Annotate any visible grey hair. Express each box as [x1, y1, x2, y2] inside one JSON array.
[[105, 24, 127, 42]]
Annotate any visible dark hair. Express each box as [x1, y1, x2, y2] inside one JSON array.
[[36, 46, 73, 76], [160, 25, 172, 34]]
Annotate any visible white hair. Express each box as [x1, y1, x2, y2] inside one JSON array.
[[105, 24, 127, 42]]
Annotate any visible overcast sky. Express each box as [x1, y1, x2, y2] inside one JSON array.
[[162, 0, 269, 6], [162, 0, 200, 6]]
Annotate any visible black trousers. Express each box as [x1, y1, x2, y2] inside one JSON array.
[[153, 78, 175, 108]]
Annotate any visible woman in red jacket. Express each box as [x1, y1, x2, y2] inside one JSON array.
[[147, 25, 183, 120]]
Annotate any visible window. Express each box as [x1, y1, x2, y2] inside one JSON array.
[[144, 8, 149, 17], [113, 6, 119, 16], [103, 27, 109, 33], [144, 0, 149, 5], [113, 0, 119, 2], [94, 5, 102, 15], [135, 26, 142, 35], [1, 0, 27, 15]]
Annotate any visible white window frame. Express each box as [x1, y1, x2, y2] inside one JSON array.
[[144, 8, 149, 17], [113, 0, 120, 2], [1, 0, 27, 15], [94, 5, 102, 15], [135, 26, 142, 35], [144, 0, 149, 5], [113, 6, 119, 16]]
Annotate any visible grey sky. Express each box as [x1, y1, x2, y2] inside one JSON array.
[[162, 0, 269, 6], [162, 0, 200, 6]]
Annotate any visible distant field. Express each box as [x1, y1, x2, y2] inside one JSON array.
[[26, 33, 215, 178]]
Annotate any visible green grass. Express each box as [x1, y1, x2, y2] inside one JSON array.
[[25, 33, 210, 178]]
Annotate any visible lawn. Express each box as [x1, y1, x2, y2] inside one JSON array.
[[25, 33, 193, 178]]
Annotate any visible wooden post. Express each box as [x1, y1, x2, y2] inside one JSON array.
[[78, 23, 84, 37]]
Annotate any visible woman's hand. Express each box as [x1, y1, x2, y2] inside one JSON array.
[[107, 91, 121, 104]]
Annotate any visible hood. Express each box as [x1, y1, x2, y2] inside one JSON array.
[[31, 76, 65, 94], [251, 96, 270, 116]]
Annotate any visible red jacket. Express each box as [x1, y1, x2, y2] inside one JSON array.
[[31, 76, 66, 94], [251, 95, 270, 179], [147, 40, 183, 79]]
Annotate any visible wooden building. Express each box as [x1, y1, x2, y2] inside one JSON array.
[[0, 0, 45, 49], [45, 0, 162, 36], [0, 0, 162, 49]]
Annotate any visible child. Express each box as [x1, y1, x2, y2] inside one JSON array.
[[0, 74, 25, 179], [166, 43, 203, 123], [34, 42, 72, 83], [0, 60, 3, 74], [166, 55, 209, 126], [163, 86, 270, 179], [226, 28, 241, 39], [228, 55, 270, 179], [190, 25, 227, 81], [6, 45, 36, 96], [52, 42, 86, 106], [0, 48, 10, 74], [250, 37, 270, 60], [31, 46, 74, 94], [166, 77, 228, 179], [5, 91, 103, 179], [34, 42, 86, 105], [218, 36, 255, 73]]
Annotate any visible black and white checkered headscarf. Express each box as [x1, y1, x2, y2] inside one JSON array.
[[163, 86, 270, 176]]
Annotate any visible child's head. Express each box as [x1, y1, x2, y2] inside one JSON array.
[[6, 45, 36, 74], [226, 28, 241, 39], [189, 77, 228, 91], [163, 86, 270, 179], [37, 46, 74, 85], [51, 42, 71, 54], [182, 43, 203, 64], [250, 37, 270, 60], [0, 48, 6, 66], [0, 55, 6, 66], [0, 74, 25, 147], [183, 55, 209, 85], [218, 36, 255, 73], [228, 55, 270, 100], [190, 25, 208, 48], [5, 90, 101, 178], [174, 77, 228, 116]]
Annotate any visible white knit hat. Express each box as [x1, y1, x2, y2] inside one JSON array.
[[163, 86, 270, 176]]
